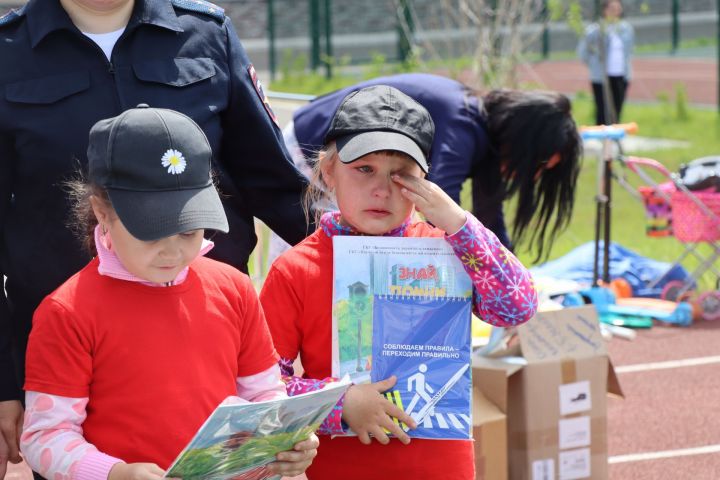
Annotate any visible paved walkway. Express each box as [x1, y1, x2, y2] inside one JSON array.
[[606, 320, 720, 479], [517, 57, 718, 107]]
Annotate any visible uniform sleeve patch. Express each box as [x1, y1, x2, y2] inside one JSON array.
[[0, 5, 26, 28], [248, 64, 279, 127], [170, 0, 225, 23]]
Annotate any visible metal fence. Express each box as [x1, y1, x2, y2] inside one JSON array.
[[1, 1, 718, 77], [204, 0, 719, 79]]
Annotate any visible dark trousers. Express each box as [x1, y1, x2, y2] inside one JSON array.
[[591, 76, 628, 125]]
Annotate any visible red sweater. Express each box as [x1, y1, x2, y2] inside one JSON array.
[[261, 224, 474, 480], [25, 257, 278, 468]]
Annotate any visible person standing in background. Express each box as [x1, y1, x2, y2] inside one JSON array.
[[577, 0, 634, 126]]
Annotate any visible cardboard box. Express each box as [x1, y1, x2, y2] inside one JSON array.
[[473, 306, 623, 480], [473, 388, 507, 480]]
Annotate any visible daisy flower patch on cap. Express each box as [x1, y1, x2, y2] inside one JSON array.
[[161, 149, 186, 175]]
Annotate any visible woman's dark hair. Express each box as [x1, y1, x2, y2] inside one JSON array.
[[482, 89, 582, 262], [64, 173, 112, 255], [602, 0, 622, 9], [602, 0, 623, 17]]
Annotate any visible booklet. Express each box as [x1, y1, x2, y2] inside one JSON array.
[[165, 379, 350, 480], [331, 236, 473, 440]]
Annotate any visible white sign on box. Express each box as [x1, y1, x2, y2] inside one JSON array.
[[559, 380, 591, 416], [532, 459, 555, 480], [559, 448, 591, 479], [559, 416, 591, 450]]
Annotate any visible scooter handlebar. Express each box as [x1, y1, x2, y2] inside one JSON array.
[[580, 122, 639, 140]]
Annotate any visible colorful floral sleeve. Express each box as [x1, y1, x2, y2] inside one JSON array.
[[445, 212, 538, 326], [279, 357, 345, 435]]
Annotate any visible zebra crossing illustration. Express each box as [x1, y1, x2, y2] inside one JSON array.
[[384, 362, 471, 432]]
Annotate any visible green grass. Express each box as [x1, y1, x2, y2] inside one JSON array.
[[269, 51, 423, 94], [269, 35, 719, 96], [634, 36, 717, 56], [270, 71, 361, 96]]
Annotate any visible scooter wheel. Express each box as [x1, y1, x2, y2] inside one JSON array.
[[698, 291, 720, 321], [661, 280, 692, 303]]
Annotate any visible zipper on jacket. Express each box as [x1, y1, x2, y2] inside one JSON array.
[[74, 28, 125, 112]]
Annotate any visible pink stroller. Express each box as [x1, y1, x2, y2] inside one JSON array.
[[621, 155, 720, 320]]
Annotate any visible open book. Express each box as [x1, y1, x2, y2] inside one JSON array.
[[164, 379, 350, 480], [331, 236, 472, 440]]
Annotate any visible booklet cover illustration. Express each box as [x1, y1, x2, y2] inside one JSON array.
[[165, 379, 350, 480], [332, 236, 472, 440]]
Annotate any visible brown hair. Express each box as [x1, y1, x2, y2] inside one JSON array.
[[602, 0, 624, 17], [64, 174, 113, 255], [302, 143, 338, 228]]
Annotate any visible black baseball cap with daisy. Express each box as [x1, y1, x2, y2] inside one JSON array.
[[87, 104, 229, 241]]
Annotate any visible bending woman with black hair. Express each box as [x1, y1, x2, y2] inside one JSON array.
[[285, 73, 582, 261]]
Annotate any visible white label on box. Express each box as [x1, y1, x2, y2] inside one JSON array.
[[559, 380, 591, 415], [532, 458, 555, 480], [559, 448, 591, 479], [559, 416, 591, 449]]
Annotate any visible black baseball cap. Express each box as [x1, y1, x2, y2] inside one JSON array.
[[324, 85, 434, 173], [87, 105, 229, 241]]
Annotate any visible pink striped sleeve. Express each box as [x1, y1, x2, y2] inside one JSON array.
[[235, 364, 287, 402], [74, 452, 125, 480], [445, 212, 538, 327]]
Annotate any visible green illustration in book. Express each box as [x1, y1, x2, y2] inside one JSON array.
[[164, 380, 349, 480], [334, 282, 374, 373]]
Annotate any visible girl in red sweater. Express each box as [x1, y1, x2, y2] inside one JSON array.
[[260, 85, 538, 479], [21, 106, 318, 480]]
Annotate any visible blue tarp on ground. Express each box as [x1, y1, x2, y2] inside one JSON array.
[[530, 241, 693, 298]]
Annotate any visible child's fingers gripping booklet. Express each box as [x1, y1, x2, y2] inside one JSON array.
[[331, 236, 473, 440], [164, 379, 350, 480]]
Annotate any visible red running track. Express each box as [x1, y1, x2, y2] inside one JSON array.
[[607, 319, 720, 479]]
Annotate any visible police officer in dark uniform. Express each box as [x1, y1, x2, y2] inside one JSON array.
[[0, 0, 311, 474]]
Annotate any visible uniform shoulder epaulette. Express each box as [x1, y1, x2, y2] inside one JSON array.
[[0, 4, 27, 28], [171, 0, 225, 23]]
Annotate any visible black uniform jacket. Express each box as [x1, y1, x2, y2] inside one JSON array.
[[0, 0, 310, 399]]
